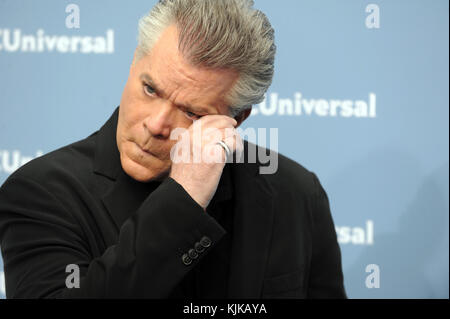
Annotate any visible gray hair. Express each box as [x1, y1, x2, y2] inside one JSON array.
[[137, 0, 276, 116]]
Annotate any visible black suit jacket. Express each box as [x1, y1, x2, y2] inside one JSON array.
[[0, 107, 346, 298]]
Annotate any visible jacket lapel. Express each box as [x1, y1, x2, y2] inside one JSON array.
[[227, 147, 275, 298], [101, 169, 161, 231], [93, 106, 162, 231]]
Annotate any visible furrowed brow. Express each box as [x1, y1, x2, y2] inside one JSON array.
[[140, 73, 165, 96], [139, 73, 217, 115]]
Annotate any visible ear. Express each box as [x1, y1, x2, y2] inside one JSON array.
[[234, 108, 252, 128]]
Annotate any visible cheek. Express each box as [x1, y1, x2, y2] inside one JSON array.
[[121, 96, 149, 130], [118, 107, 144, 145]]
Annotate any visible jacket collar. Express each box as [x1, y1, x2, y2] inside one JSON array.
[[93, 106, 122, 180], [93, 106, 274, 298]]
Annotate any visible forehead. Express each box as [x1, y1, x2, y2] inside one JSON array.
[[139, 24, 239, 114]]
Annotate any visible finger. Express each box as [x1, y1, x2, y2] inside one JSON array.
[[219, 134, 243, 163], [205, 126, 239, 146], [221, 129, 243, 151], [200, 114, 237, 128]]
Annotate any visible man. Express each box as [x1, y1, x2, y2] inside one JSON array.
[[0, 0, 346, 298]]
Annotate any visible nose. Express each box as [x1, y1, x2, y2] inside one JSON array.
[[143, 100, 174, 139]]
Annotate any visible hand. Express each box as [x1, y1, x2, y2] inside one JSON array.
[[169, 115, 242, 209]]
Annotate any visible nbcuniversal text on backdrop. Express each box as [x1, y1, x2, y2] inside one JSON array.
[[0, 29, 114, 54], [252, 92, 377, 118]]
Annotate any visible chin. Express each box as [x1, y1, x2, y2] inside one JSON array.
[[120, 153, 170, 183]]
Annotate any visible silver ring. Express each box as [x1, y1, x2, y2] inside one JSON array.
[[216, 140, 231, 160]]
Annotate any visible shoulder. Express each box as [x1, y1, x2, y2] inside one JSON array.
[[246, 141, 322, 200]]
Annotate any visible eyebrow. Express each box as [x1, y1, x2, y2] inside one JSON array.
[[139, 73, 215, 115]]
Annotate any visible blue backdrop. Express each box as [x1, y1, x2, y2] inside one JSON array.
[[0, 0, 448, 298]]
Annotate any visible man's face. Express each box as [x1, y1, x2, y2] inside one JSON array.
[[117, 24, 240, 182]]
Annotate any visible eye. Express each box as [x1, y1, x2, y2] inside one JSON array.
[[184, 110, 202, 121], [143, 83, 156, 96]]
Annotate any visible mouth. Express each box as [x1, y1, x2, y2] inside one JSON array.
[[135, 142, 155, 156]]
